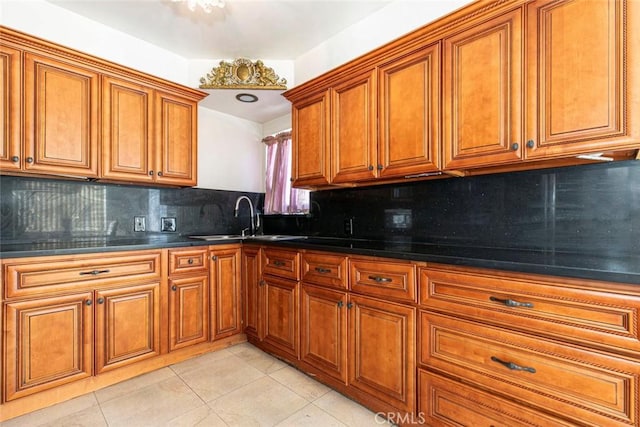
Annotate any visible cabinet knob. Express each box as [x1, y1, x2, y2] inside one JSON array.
[[157, 171, 163, 177], [188, 258, 194, 265], [259, 280, 265, 287], [149, 170, 154, 176], [337, 300, 344, 308], [511, 143, 519, 151], [171, 285, 177, 291], [211, 255, 217, 261], [377, 164, 383, 170], [368, 165, 374, 171], [85, 300, 93, 306], [26, 157, 34, 163], [526, 140, 535, 148], [97, 297, 105, 304], [347, 302, 353, 309], [11, 156, 19, 162]]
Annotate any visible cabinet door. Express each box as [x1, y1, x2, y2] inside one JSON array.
[[102, 75, 154, 182], [4, 292, 93, 401], [300, 285, 347, 383], [262, 275, 299, 358], [443, 8, 523, 169], [378, 43, 441, 178], [348, 294, 415, 413], [242, 245, 263, 340], [210, 246, 242, 340], [525, 0, 639, 158], [331, 70, 377, 183], [94, 282, 160, 374], [155, 91, 197, 186], [0, 44, 21, 171], [23, 52, 99, 177], [291, 90, 331, 187], [168, 275, 209, 351]]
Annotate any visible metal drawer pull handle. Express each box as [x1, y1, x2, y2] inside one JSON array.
[[489, 296, 533, 308], [79, 269, 110, 276], [491, 356, 536, 373], [368, 275, 392, 283], [273, 260, 286, 266], [315, 267, 331, 274]]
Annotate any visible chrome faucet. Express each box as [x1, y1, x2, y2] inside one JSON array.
[[234, 195, 259, 236]]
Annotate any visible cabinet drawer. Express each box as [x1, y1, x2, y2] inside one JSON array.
[[420, 266, 640, 357], [301, 251, 348, 289], [3, 251, 161, 299], [420, 311, 639, 427], [168, 247, 209, 275], [350, 258, 416, 302], [418, 370, 574, 427], [262, 248, 299, 280]]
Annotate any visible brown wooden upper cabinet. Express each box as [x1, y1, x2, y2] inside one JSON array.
[[524, 0, 638, 158], [0, 27, 205, 186], [443, 8, 523, 169], [23, 52, 100, 178]]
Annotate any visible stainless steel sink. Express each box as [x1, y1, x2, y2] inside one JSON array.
[[188, 235, 245, 241], [189, 234, 307, 242], [248, 235, 308, 241]]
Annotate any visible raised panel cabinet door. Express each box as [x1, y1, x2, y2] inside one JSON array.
[[102, 75, 154, 182], [348, 294, 416, 414], [168, 275, 209, 351], [242, 245, 263, 340], [378, 43, 441, 178], [94, 282, 161, 374], [525, 0, 639, 158], [4, 292, 93, 401], [443, 8, 524, 169], [0, 44, 21, 171], [262, 275, 299, 358], [23, 52, 99, 177], [210, 246, 242, 340], [300, 285, 348, 383], [155, 91, 197, 186], [291, 90, 331, 187], [331, 70, 377, 183]]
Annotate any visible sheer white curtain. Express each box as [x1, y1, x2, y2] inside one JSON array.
[[263, 131, 309, 214]]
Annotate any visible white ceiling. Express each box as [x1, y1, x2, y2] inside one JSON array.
[[45, 0, 394, 122]]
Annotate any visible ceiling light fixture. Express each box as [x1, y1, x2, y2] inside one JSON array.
[[236, 93, 259, 103], [172, 0, 225, 13]]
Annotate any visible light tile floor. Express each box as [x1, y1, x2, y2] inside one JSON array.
[[2, 343, 393, 427]]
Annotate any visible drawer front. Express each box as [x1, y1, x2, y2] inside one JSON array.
[[420, 266, 640, 357], [350, 258, 416, 302], [262, 248, 299, 280], [420, 311, 639, 426], [418, 370, 575, 427], [168, 248, 209, 275], [301, 251, 348, 289], [3, 251, 161, 299]]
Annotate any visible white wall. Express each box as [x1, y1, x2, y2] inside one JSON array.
[[197, 108, 265, 192], [2, 0, 266, 192], [294, 0, 469, 84]]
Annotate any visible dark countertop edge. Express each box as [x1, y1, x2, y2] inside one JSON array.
[[1, 237, 638, 286]]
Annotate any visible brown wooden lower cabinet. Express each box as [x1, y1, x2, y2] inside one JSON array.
[[241, 245, 263, 340], [168, 275, 209, 351], [210, 245, 242, 340], [418, 369, 575, 426], [262, 274, 299, 359]]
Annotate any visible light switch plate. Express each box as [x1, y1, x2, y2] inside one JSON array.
[[134, 216, 146, 232]]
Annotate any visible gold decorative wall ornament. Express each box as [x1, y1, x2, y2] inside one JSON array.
[[199, 58, 287, 90]]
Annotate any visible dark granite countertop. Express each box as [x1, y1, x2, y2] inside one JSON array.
[[1, 235, 638, 285]]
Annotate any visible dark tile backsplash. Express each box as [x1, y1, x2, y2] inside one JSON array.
[[2, 160, 639, 259], [0, 176, 263, 243], [305, 160, 640, 257]]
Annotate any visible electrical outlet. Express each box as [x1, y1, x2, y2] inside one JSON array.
[[134, 216, 146, 232], [344, 218, 354, 236], [161, 217, 176, 232]]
